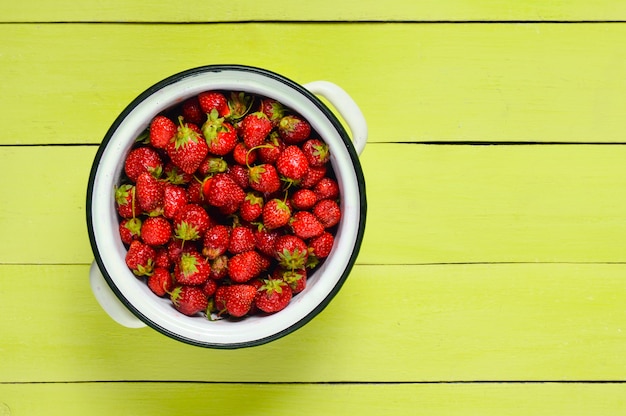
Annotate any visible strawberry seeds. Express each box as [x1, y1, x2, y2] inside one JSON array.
[[116, 90, 341, 319]]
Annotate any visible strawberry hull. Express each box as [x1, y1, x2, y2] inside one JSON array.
[[86, 65, 367, 349]]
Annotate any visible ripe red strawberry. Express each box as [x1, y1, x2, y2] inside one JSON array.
[[241, 112, 273, 149], [163, 161, 193, 185], [198, 91, 230, 117], [166, 118, 208, 174], [163, 184, 188, 219], [278, 114, 311, 144], [209, 254, 229, 280], [274, 267, 307, 294], [257, 132, 285, 164], [202, 109, 238, 156], [197, 156, 228, 177], [254, 226, 282, 257], [173, 203, 212, 242], [290, 188, 318, 211], [170, 285, 208, 316], [260, 98, 286, 126], [174, 251, 210, 285], [289, 211, 324, 239], [119, 217, 142, 245], [228, 250, 264, 283], [300, 165, 327, 188], [217, 284, 258, 317], [149, 115, 177, 149], [309, 231, 334, 258], [187, 180, 204, 204], [125, 240, 156, 276], [273, 234, 309, 270], [232, 141, 257, 166], [302, 138, 330, 167], [154, 247, 172, 269], [124, 147, 163, 182], [228, 225, 256, 254], [314, 177, 340, 200], [228, 164, 250, 189], [181, 96, 206, 125], [201, 278, 218, 297], [248, 164, 281, 194], [262, 198, 291, 230], [276, 145, 309, 181], [135, 171, 164, 213], [141, 216, 172, 246], [203, 224, 231, 260], [166, 238, 199, 264], [202, 173, 245, 209], [115, 184, 140, 219], [147, 267, 174, 297], [255, 278, 292, 313], [313, 199, 341, 228], [240, 192, 264, 222]]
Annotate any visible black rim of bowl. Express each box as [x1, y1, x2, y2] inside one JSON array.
[[86, 64, 367, 349]]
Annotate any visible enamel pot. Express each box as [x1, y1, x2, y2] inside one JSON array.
[[86, 64, 367, 348]]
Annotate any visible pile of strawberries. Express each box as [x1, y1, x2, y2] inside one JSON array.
[[115, 90, 341, 319]]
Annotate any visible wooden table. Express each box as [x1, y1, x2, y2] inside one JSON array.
[[2, 1, 626, 414]]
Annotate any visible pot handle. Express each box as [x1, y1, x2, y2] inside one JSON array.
[[304, 81, 367, 156], [89, 260, 146, 328]]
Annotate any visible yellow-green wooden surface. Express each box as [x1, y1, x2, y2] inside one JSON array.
[[3, 0, 626, 414]]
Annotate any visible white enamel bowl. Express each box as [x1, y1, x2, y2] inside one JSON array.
[[86, 65, 367, 348]]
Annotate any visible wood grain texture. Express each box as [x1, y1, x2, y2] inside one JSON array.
[[1, 382, 626, 415], [3, 144, 626, 265], [2, 0, 626, 22], [2, 23, 626, 145], [3, 263, 626, 383]]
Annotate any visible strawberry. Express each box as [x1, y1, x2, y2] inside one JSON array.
[[309, 231, 334, 258], [163, 184, 188, 219], [290, 188, 318, 211], [260, 98, 286, 126], [167, 238, 199, 264], [201, 278, 218, 297], [257, 132, 285, 164], [147, 267, 174, 297], [141, 216, 172, 246], [262, 198, 291, 230], [202, 109, 238, 156], [314, 177, 340, 201], [278, 114, 311, 144], [119, 217, 142, 245], [174, 251, 211, 285], [198, 91, 230, 118], [115, 184, 140, 219], [302, 138, 330, 167], [197, 156, 228, 177], [217, 284, 258, 317], [163, 162, 193, 185], [135, 171, 164, 213], [202, 173, 245, 209], [273, 234, 309, 270], [228, 225, 256, 254], [209, 254, 229, 280], [226, 91, 253, 121], [254, 226, 282, 257], [149, 115, 177, 149], [240, 192, 264, 222], [187, 180, 204, 204], [300, 165, 327, 188], [240, 112, 273, 149], [173, 203, 212, 242], [166, 117, 208, 174], [276, 145, 309, 181], [170, 285, 208, 316], [289, 211, 324, 240], [202, 224, 231, 260], [181, 96, 206, 125], [248, 164, 281, 194], [228, 250, 264, 283], [228, 164, 250, 189], [232, 141, 256, 166], [274, 267, 307, 294], [255, 278, 292, 313], [313, 199, 341, 228], [124, 147, 163, 182], [125, 240, 156, 276], [154, 247, 172, 269]]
